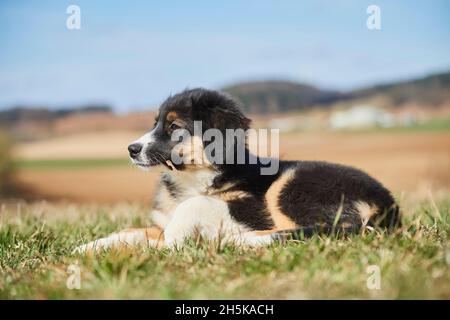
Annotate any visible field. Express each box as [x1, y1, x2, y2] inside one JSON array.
[[11, 130, 450, 202], [1, 129, 449, 299], [0, 199, 448, 299]]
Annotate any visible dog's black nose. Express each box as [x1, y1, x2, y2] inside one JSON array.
[[128, 143, 142, 158]]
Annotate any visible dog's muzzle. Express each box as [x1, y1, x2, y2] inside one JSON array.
[[128, 143, 142, 159]]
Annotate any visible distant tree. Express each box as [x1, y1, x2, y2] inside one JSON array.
[[0, 130, 16, 197]]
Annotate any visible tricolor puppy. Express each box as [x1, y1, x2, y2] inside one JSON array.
[[75, 88, 400, 253]]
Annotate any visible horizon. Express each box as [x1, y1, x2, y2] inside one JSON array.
[[1, 0, 450, 112], [1, 69, 449, 114]]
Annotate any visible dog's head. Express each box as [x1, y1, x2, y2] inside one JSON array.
[[128, 88, 251, 171]]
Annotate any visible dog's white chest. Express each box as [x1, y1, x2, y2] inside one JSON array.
[[151, 169, 219, 228], [171, 169, 217, 197]]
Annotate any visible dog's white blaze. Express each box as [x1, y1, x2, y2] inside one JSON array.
[[130, 127, 158, 166], [133, 129, 156, 146]]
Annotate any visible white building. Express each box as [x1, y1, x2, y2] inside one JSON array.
[[329, 105, 394, 130]]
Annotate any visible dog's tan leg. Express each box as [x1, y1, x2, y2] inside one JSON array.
[[73, 226, 165, 254]]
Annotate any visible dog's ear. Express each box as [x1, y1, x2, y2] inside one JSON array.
[[211, 105, 251, 132], [192, 90, 251, 132], [189, 89, 251, 166]]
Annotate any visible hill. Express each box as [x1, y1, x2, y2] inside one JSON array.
[[346, 72, 450, 106], [0, 105, 113, 140], [223, 80, 341, 113], [223, 71, 450, 113], [1, 71, 449, 141]]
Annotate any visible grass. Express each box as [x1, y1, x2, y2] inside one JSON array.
[[401, 117, 450, 132], [0, 199, 449, 299], [369, 117, 450, 133], [14, 158, 129, 170]]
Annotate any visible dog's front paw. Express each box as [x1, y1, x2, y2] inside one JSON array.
[[72, 238, 110, 255], [163, 234, 184, 249]]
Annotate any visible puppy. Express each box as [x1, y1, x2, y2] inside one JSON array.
[[75, 88, 400, 253]]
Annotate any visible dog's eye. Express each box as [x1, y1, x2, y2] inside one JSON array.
[[169, 122, 181, 130]]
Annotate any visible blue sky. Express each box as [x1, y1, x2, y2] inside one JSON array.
[[1, 0, 449, 112]]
